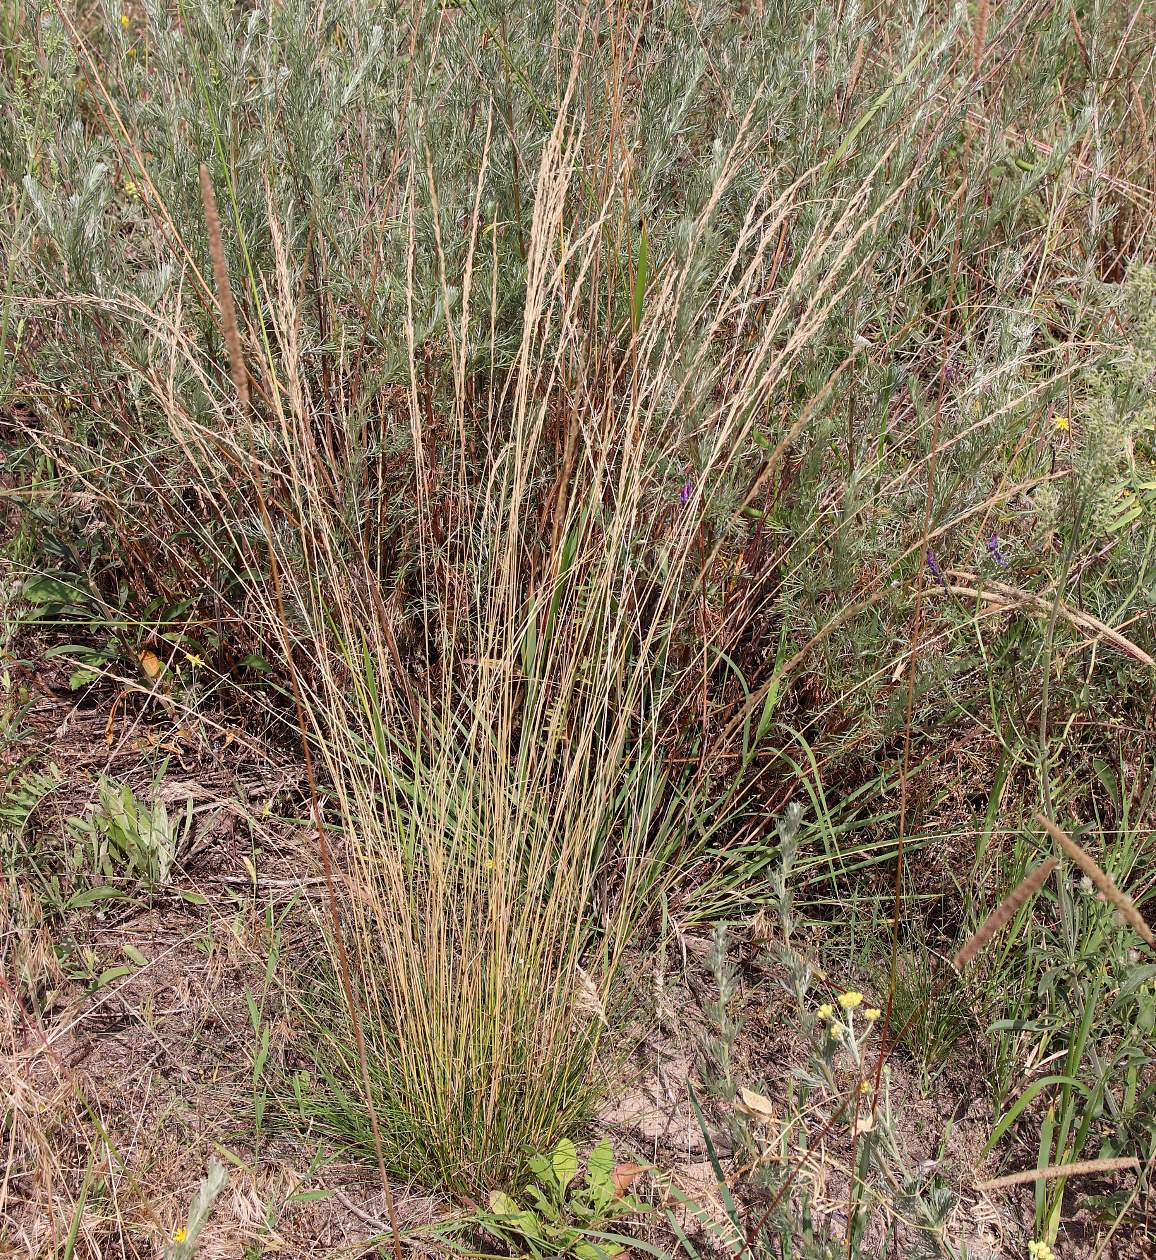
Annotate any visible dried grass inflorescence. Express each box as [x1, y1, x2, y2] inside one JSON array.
[[953, 857, 1058, 971], [198, 163, 249, 410], [1037, 813, 1156, 950]]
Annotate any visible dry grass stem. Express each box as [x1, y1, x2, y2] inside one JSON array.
[[941, 572, 1156, 668]]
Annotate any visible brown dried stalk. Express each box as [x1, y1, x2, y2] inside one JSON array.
[[978, 1155, 1139, 1192], [953, 858, 1058, 970], [198, 164, 250, 409], [1037, 814, 1156, 949], [940, 571, 1156, 668]]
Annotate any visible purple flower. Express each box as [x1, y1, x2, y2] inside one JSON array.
[[986, 532, 1009, 567], [679, 480, 693, 506], [926, 550, 946, 589], [942, 361, 958, 384]]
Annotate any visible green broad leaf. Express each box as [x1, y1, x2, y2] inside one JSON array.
[[530, 1137, 578, 1197], [22, 575, 90, 607], [178, 890, 209, 906], [487, 1190, 543, 1241], [489, 1189, 520, 1217], [122, 944, 148, 967], [550, 1136, 578, 1193], [95, 965, 134, 988], [45, 644, 111, 661], [586, 1137, 616, 1208], [65, 886, 125, 911], [525, 1183, 552, 1212], [69, 667, 104, 690], [575, 1243, 622, 1260]]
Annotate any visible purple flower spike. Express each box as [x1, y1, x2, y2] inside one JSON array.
[[926, 550, 947, 589], [680, 480, 693, 506], [986, 532, 1009, 567]]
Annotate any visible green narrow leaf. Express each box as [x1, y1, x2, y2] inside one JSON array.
[[982, 1075, 1087, 1158], [631, 219, 648, 333], [288, 1188, 333, 1205]]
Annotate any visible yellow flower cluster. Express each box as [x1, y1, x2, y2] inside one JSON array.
[[1028, 1242, 1053, 1260], [820, 994, 879, 1021]]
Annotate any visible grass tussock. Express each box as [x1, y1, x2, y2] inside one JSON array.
[[2, 0, 1156, 1251]]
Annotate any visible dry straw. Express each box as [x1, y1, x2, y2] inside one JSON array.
[[953, 858, 1057, 970], [1037, 813, 1156, 950]]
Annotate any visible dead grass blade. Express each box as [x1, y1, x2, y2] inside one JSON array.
[[941, 571, 1156, 669]]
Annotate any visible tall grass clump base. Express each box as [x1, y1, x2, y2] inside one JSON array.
[[4, 0, 1156, 1213]]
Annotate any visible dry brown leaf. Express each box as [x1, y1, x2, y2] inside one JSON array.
[[139, 649, 164, 680], [613, 1163, 645, 1197], [738, 1086, 776, 1125]]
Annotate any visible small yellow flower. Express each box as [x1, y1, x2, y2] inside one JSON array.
[[817, 1002, 834, 1020], [172, 1227, 188, 1243], [184, 652, 204, 669], [124, 179, 138, 198], [858, 1079, 871, 1094], [120, 13, 130, 27], [127, 46, 137, 56], [864, 1007, 881, 1022], [829, 1021, 844, 1041], [1054, 415, 1070, 432], [1028, 1242, 1054, 1260], [837, 991, 863, 1010]]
